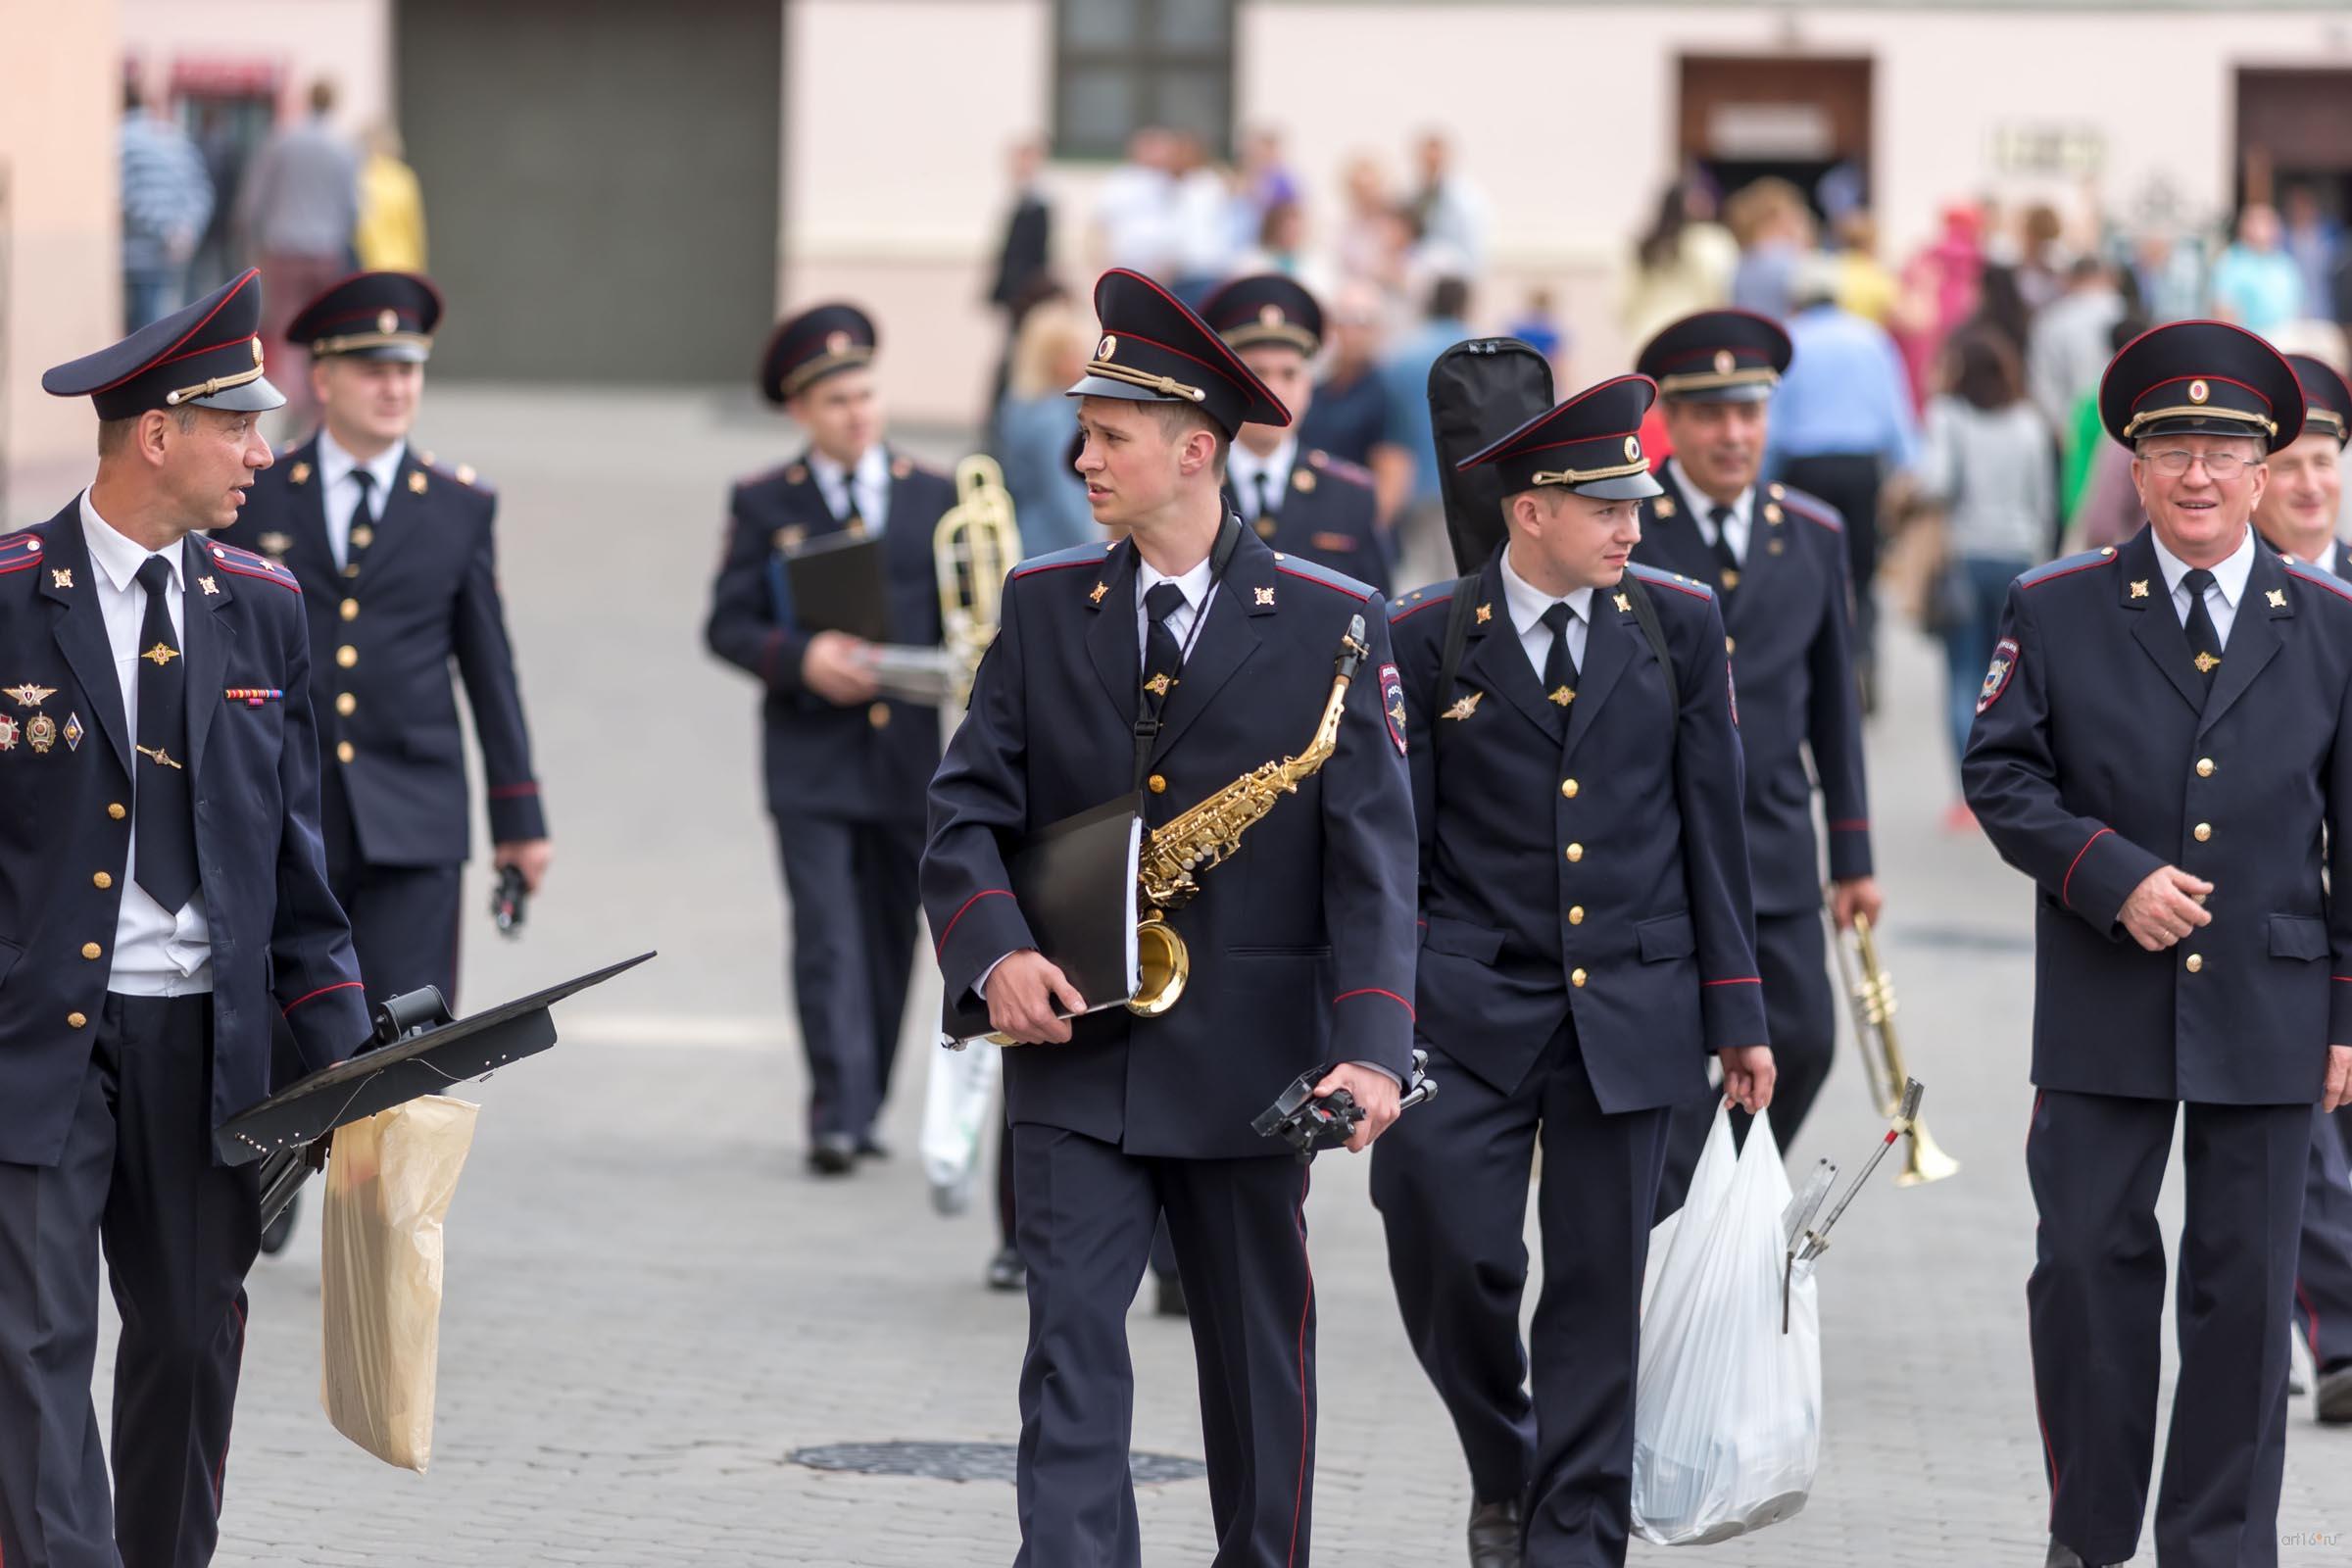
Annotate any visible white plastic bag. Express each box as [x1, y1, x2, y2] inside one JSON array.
[[1631, 1105, 1821, 1544], [319, 1095, 478, 1472], [921, 1038, 1003, 1214]]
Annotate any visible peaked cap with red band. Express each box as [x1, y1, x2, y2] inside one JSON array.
[[2286, 353, 2351, 448], [2099, 318, 2304, 453], [761, 302, 876, 406], [1636, 308, 1791, 404], [42, 268, 282, 419], [288, 270, 443, 363], [1069, 268, 1289, 436], [1201, 272, 1324, 357], [1456, 373, 1665, 502]]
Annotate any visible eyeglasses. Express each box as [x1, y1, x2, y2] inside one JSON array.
[[2141, 449, 2261, 479]]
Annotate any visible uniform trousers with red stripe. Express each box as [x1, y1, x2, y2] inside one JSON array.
[[1008, 1125, 1314, 1568], [0, 994, 258, 1568], [1370, 1018, 1671, 1568], [2027, 1088, 2309, 1568]]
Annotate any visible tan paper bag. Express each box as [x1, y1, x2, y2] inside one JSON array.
[[318, 1095, 479, 1471]]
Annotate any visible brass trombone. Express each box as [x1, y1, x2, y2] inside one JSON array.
[[1828, 908, 1960, 1186], [866, 455, 1024, 708]]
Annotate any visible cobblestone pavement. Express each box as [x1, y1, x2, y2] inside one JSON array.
[[89, 388, 2343, 1564]]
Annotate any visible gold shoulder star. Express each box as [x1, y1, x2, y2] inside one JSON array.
[[2130, 579, 2150, 599], [1441, 690, 1484, 721], [1474, 603, 1493, 624], [2268, 588, 2288, 609]]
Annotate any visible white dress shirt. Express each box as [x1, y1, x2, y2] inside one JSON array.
[[316, 427, 404, 571], [1667, 461, 1754, 564], [1227, 437, 1298, 522], [2150, 524, 2256, 648], [809, 445, 892, 533], [1134, 550, 1219, 662], [79, 492, 213, 995], [1499, 542, 1593, 679]]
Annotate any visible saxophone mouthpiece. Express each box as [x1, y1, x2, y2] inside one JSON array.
[[1336, 613, 1369, 677]]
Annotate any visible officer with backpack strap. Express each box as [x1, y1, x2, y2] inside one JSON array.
[[1370, 373, 1773, 1568]]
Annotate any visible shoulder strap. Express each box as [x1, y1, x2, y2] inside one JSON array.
[[1619, 572, 1679, 740]]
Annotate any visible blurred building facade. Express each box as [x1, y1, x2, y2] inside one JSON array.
[[7, 0, 2352, 516]]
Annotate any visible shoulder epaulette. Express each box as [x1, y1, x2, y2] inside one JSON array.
[[1011, 541, 1116, 579], [1627, 562, 1716, 602], [1271, 552, 1375, 602], [2017, 547, 2120, 589], [889, 452, 946, 484], [1769, 482, 1843, 533], [1389, 583, 1456, 624], [201, 540, 302, 592], [425, 457, 493, 495], [1306, 449, 1374, 488], [2282, 559, 2352, 606], [739, 459, 810, 492], [0, 530, 44, 576]]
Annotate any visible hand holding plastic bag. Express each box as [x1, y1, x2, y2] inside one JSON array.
[[1632, 1106, 1821, 1544], [921, 1037, 1003, 1215]]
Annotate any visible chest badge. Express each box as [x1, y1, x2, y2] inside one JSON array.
[[62, 713, 83, 752], [1441, 690, 1484, 721], [0, 714, 17, 751], [26, 713, 56, 753], [5, 683, 57, 708]]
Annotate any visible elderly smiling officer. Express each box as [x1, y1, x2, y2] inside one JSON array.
[[1965, 320, 2352, 1568], [0, 270, 368, 1568]]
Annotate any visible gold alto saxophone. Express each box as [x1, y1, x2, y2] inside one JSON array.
[[1127, 613, 1372, 1016], [1829, 908, 1960, 1186]]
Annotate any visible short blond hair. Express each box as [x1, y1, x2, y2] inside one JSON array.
[[1008, 298, 1088, 401]]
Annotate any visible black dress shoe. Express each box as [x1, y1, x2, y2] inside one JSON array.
[[1466, 1498, 1521, 1568], [258, 1193, 299, 1256], [855, 1134, 891, 1160], [2044, 1540, 2117, 1568], [808, 1135, 858, 1176], [1154, 1271, 1188, 1318], [2318, 1359, 2352, 1424], [986, 1247, 1026, 1292]]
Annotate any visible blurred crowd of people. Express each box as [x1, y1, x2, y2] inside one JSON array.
[[116, 73, 426, 425]]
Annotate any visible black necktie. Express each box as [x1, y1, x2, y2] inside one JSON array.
[[2180, 566, 2222, 693], [346, 467, 378, 574], [132, 556, 198, 912], [1541, 600, 1579, 714], [1707, 504, 1743, 596], [834, 471, 861, 530], [1255, 471, 1278, 525], [1144, 581, 1188, 713]]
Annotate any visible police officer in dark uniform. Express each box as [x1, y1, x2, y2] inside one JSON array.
[[923, 269, 1417, 1567], [216, 270, 551, 1013], [1201, 272, 1391, 593], [2251, 351, 2352, 1422], [1370, 375, 1773, 1568], [706, 304, 956, 1174], [1631, 310, 1877, 1210], [0, 270, 369, 1568], [1965, 320, 2352, 1568]]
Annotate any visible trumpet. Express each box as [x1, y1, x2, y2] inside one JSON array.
[[865, 455, 1023, 708], [1828, 908, 1960, 1187]]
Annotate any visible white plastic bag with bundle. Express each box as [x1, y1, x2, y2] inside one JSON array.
[[318, 1095, 479, 1472], [1631, 1105, 1821, 1544], [921, 1037, 1003, 1214]]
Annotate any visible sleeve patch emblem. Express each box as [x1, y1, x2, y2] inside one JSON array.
[[1380, 662, 1408, 756], [1978, 636, 2020, 714]]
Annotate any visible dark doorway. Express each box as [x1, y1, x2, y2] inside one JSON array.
[[1678, 55, 1874, 221], [2237, 68, 2352, 221], [394, 0, 781, 382]]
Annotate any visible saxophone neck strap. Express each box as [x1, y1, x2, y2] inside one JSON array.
[[1131, 512, 1244, 792]]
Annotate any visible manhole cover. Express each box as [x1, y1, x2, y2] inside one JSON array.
[[791, 1441, 1204, 1485]]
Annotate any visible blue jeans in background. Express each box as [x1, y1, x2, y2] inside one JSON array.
[[1941, 554, 2034, 783]]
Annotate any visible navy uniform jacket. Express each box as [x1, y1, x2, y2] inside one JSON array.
[[1963, 531, 2352, 1104], [0, 510, 369, 1166], [1388, 557, 1767, 1110], [1229, 448, 1390, 596], [922, 525, 1419, 1161], [214, 438, 547, 864], [1633, 467, 1870, 912], [705, 449, 954, 823]]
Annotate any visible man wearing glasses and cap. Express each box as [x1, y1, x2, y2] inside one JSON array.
[[923, 269, 1416, 1566], [0, 270, 368, 1568], [2250, 351, 2352, 1425], [1966, 320, 2352, 1567], [1370, 374, 1771, 1567]]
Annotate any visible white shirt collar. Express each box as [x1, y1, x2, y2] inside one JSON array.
[[79, 489, 180, 595], [1667, 459, 1753, 533], [1498, 541, 1594, 635], [1135, 545, 1216, 611], [809, 444, 888, 495], [316, 426, 406, 497], [1228, 435, 1298, 494], [2150, 523, 2256, 609]]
